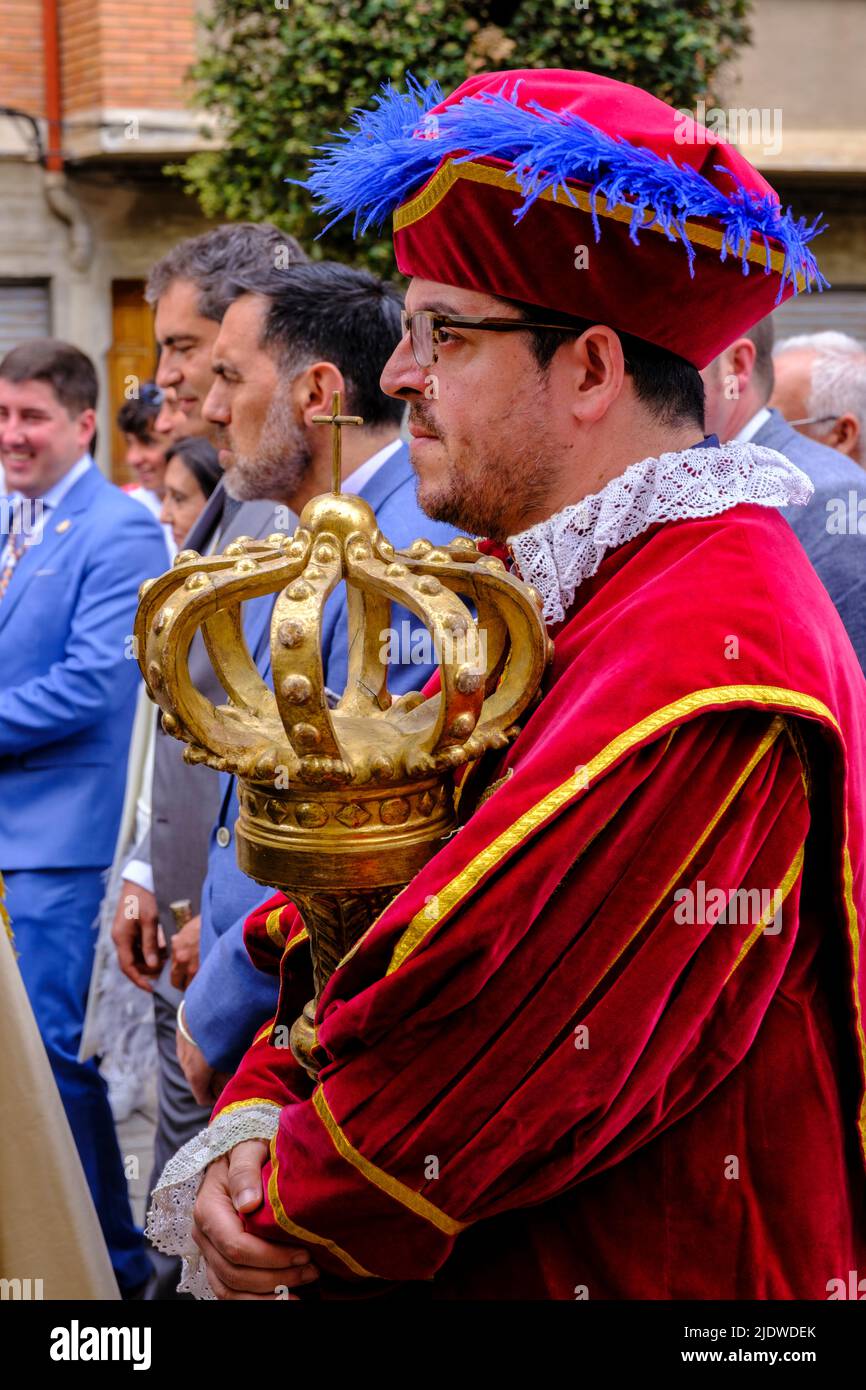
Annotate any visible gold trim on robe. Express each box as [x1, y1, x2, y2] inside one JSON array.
[[267, 1138, 377, 1279], [393, 158, 808, 291], [387, 686, 834, 975], [312, 1085, 467, 1236]]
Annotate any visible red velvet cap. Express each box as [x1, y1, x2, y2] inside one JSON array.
[[388, 70, 823, 368]]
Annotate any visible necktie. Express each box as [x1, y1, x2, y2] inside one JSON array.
[[216, 493, 241, 542], [0, 503, 28, 605]]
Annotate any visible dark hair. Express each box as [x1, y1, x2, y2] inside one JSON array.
[[746, 314, 775, 399], [0, 337, 98, 416], [146, 223, 308, 322], [117, 382, 162, 441], [221, 260, 406, 430], [165, 435, 222, 499], [498, 297, 705, 431]]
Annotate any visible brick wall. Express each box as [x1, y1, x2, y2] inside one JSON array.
[[0, 0, 45, 113], [0, 0, 199, 122], [61, 0, 200, 114], [59, 0, 102, 114]]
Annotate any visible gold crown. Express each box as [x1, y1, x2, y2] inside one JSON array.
[[135, 397, 550, 1072], [137, 492, 549, 866]]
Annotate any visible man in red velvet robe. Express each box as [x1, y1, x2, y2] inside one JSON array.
[[147, 69, 866, 1299]]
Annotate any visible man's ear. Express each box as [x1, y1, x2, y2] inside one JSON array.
[[726, 337, 757, 395], [567, 325, 626, 425], [77, 407, 97, 450], [295, 361, 345, 429], [824, 413, 860, 459]]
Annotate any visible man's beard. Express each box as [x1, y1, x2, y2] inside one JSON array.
[[224, 393, 312, 502], [408, 402, 553, 542]]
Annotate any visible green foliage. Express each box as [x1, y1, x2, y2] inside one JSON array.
[[170, 0, 752, 274]]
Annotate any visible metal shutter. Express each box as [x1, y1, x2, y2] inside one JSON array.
[[772, 288, 866, 345], [0, 280, 51, 354]]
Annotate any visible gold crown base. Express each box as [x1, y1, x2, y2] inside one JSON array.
[[234, 774, 456, 891], [234, 773, 458, 1079]]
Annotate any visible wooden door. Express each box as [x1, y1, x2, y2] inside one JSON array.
[[107, 280, 156, 483]]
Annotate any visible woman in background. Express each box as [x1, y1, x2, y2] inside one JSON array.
[[159, 436, 221, 550], [118, 383, 177, 557]]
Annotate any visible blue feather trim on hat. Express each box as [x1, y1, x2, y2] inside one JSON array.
[[297, 75, 827, 300]]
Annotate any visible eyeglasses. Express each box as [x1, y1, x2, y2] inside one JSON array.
[[788, 414, 837, 427], [400, 309, 584, 370]]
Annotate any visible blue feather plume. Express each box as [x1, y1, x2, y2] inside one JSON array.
[[299, 74, 445, 238], [298, 76, 827, 299]]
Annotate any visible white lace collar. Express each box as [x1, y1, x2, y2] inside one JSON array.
[[507, 441, 813, 625]]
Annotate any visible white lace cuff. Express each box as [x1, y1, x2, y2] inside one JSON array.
[[508, 441, 813, 624], [145, 1101, 282, 1300]]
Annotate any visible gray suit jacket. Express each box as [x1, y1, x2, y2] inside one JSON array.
[[129, 479, 287, 1004], [754, 409, 866, 674]]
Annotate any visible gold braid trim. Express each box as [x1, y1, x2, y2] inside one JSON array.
[[283, 925, 310, 958], [394, 158, 807, 290], [267, 1137, 378, 1279], [313, 1085, 467, 1237], [841, 841, 866, 1160], [213, 1096, 282, 1119], [581, 716, 786, 990], [265, 907, 287, 950], [725, 840, 806, 982], [387, 686, 834, 975]]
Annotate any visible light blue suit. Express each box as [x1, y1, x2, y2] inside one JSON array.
[[0, 459, 169, 1294], [186, 443, 460, 1068]]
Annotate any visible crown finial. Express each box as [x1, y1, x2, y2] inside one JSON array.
[[311, 388, 364, 494]]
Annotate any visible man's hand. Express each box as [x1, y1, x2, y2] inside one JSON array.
[[111, 881, 165, 991], [193, 1143, 320, 1300], [176, 1026, 231, 1107], [170, 914, 201, 990]]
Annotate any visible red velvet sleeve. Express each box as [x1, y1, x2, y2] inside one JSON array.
[[213, 897, 314, 1111], [229, 710, 810, 1283]]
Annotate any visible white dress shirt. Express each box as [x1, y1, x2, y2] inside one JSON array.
[[734, 406, 772, 445], [342, 437, 402, 496]]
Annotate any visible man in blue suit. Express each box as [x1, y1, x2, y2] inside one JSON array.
[[175, 261, 457, 1096], [0, 339, 169, 1295]]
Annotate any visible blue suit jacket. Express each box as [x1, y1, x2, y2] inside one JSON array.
[[186, 442, 459, 1067], [0, 463, 170, 869], [754, 409, 866, 673]]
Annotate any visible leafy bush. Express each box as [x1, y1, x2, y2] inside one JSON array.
[[171, 0, 752, 272]]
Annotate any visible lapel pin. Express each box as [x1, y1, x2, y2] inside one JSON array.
[[55, 519, 71, 534]]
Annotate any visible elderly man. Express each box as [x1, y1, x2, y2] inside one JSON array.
[[771, 330, 866, 469], [702, 316, 866, 670]]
